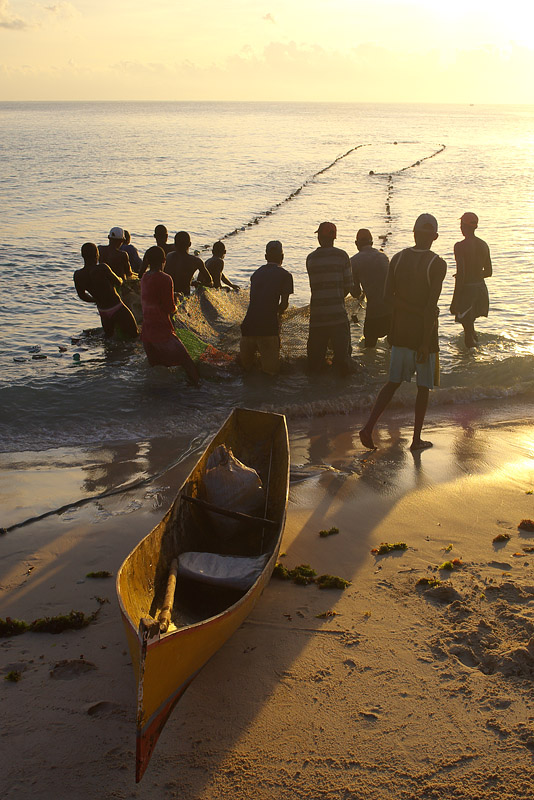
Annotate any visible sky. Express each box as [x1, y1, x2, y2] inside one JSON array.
[[1, 0, 534, 102]]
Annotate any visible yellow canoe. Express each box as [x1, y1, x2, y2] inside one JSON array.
[[116, 408, 289, 782]]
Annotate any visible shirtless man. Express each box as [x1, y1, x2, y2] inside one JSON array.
[[205, 241, 239, 289], [359, 214, 446, 451], [98, 227, 134, 280], [74, 243, 138, 339], [450, 212, 492, 348], [164, 231, 213, 296]]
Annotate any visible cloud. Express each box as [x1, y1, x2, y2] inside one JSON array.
[[0, 0, 32, 29], [263, 13, 275, 24], [43, 2, 79, 19]]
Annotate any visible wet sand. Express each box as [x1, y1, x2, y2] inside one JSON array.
[[2, 405, 534, 799]]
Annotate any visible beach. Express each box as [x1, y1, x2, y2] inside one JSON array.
[[2, 403, 534, 799]]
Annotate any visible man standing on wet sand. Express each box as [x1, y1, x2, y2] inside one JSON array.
[[350, 228, 391, 348], [306, 221, 353, 375], [450, 212, 492, 348], [359, 214, 446, 452], [74, 243, 138, 339]]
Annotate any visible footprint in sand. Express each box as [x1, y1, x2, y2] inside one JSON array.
[[86, 701, 123, 718], [50, 659, 97, 680]]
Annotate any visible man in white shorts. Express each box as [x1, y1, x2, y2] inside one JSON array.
[[359, 214, 446, 451]]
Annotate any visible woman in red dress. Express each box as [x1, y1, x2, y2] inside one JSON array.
[[141, 246, 200, 385]]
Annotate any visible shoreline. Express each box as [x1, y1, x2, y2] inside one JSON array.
[[2, 404, 534, 798]]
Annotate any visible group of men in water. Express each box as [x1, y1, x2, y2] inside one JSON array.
[[74, 213, 492, 451]]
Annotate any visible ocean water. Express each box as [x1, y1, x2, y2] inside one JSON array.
[[2, 101, 534, 454]]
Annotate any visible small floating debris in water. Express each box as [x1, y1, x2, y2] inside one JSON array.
[[32, 354, 47, 360], [518, 519, 534, 532], [71, 338, 80, 345], [58, 345, 67, 352], [73, 353, 81, 361], [28, 345, 40, 353], [13, 357, 27, 363], [369, 170, 375, 175]]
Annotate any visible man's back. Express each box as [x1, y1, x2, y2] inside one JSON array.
[[306, 245, 352, 327], [454, 235, 491, 284], [165, 251, 205, 295], [350, 246, 391, 318], [99, 245, 131, 279], [387, 247, 446, 352], [241, 263, 293, 337], [74, 263, 121, 309]]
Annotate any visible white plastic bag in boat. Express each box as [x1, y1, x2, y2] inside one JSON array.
[[202, 444, 265, 537], [178, 552, 269, 591]]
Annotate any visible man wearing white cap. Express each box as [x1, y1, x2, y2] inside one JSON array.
[[450, 212, 492, 348], [98, 227, 135, 280], [359, 214, 446, 451]]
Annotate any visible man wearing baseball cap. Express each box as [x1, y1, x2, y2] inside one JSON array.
[[450, 212, 492, 348], [240, 240, 293, 375], [359, 213, 446, 451], [98, 227, 135, 280], [305, 221, 353, 375]]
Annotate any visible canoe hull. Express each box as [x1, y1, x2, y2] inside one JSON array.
[[116, 408, 289, 782]]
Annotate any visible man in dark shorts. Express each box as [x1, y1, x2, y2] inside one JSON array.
[[74, 243, 138, 339], [240, 240, 293, 375], [205, 241, 239, 290], [164, 231, 213, 296], [306, 221, 353, 375], [98, 227, 134, 280], [359, 214, 446, 451], [450, 212, 492, 348], [350, 228, 391, 347]]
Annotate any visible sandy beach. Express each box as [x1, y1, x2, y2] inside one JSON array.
[[2, 403, 534, 799]]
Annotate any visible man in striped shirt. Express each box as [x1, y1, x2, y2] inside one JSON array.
[[306, 222, 353, 375]]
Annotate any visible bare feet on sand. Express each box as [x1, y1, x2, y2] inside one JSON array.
[[410, 439, 433, 451], [359, 428, 376, 449]]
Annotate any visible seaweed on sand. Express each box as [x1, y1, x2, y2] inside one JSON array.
[[438, 558, 463, 571], [316, 574, 351, 590], [319, 527, 339, 538], [86, 571, 113, 579], [0, 609, 100, 638], [4, 670, 22, 682], [416, 577, 442, 588], [371, 542, 408, 555], [518, 519, 534, 532], [493, 533, 511, 543]]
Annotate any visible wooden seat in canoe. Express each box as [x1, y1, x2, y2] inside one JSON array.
[[177, 552, 269, 592]]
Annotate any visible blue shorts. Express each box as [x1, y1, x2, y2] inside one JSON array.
[[388, 346, 439, 390]]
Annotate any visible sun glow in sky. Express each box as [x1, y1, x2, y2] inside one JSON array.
[[1, 0, 534, 101]]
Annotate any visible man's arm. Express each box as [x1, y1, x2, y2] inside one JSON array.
[[482, 241, 492, 278], [196, 259, 214, 288], [418, 259, 447, 362], [221, 272, 238, 290], [73, 272, 95, 303]]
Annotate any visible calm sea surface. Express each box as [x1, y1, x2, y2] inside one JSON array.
[[2, 101, 534, 453]]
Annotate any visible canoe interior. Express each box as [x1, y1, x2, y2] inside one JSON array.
[[118, 408, 289, 634]]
